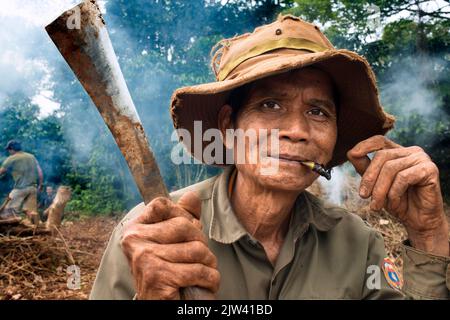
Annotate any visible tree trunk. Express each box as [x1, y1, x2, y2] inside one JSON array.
[[45, 186, 71, 230]]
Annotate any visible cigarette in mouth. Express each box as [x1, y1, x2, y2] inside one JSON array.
[[300, 161, 332, 180]]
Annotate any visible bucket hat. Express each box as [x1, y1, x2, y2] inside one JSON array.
[[170, 14, 395, 168]]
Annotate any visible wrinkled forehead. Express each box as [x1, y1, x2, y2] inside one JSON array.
[[248, 67, 336, 100]]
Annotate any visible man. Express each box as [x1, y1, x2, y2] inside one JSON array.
[[0, 140, 44, 224], [91, 15, 449, 299]]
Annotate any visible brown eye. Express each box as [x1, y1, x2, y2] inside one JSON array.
[[261, 101, 281, 110], [307, 108, 326, 117]]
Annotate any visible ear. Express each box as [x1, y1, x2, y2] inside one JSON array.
[[218, 104, 234, 149]]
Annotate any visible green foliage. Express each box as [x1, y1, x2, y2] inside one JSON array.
[[283, 0, 450, 199], [64, 150, 129, 215], [0, 95, 70, 198], [1, 0, 449, 214], [0, 94, 140, 214]]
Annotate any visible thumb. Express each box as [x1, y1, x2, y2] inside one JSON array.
[[176, 191, 202, 220], [347, 149, 371, 176]]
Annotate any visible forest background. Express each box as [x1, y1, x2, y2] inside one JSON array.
[[1, 0, 449, 215]]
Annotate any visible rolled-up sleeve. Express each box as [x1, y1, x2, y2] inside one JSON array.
[[402, 240, 450, 300], [0, 158, 11, 178]]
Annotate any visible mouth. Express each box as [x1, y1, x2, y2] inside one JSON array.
[[266, 154, 332, 180], [268, 153, 308, 164], [266, 154, 309, 171]]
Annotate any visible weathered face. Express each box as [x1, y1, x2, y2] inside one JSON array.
[[219, 67, 338, 192]]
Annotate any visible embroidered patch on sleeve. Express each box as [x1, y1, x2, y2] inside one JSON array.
[[381, 257, 403, 291]]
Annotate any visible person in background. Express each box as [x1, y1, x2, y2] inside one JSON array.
[[0, 140, 44, 224]]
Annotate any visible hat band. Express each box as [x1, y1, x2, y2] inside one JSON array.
[[218, 37, 329, 81]]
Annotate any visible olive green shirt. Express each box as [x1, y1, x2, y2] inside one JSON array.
[[0, 152, 39, 189], [90, 167, 450, 300]]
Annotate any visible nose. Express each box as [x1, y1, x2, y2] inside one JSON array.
[[278, 109, 311, 143]]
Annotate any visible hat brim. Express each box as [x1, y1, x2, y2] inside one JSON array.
[[170, 49, 395, 168]]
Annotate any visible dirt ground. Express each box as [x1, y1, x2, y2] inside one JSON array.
[[1, 203, 449, 300], [0, 216, 119, 300]]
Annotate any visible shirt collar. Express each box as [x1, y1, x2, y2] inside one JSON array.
[[209, 166, 248, 244], [208, 166, 344, 244]]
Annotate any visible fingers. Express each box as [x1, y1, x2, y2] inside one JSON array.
[[347, 136, 438, 214], [120, 191, 218, 300], [130, 244, 220, 299], [151, 241, 218, 268], [359, 146, 427, 199], [387, 162, 439, 213], [347, 135, 401, 175], [125, 216, 207, 245], [349, 135, 401, 158], [177, 191, 202, 219], [134, 197, 181, 224], [134, 192, 201, 225], [134, 260, 220, 299], [367, 151, 429, 211], [121, 217, 220, 299], [169, 263, 220, 293]]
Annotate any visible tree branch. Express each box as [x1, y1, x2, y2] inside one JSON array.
[[404, 7, 450, 20]]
